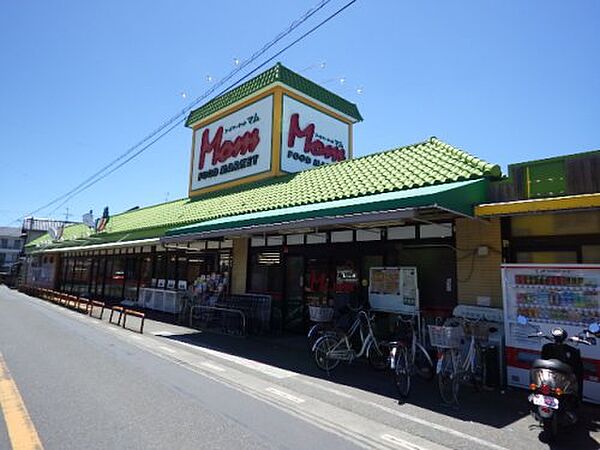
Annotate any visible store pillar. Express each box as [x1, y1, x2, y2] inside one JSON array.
[[455, 217, 503, 308], [231, 237, 249, 295]]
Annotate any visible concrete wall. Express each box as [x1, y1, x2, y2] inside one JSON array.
[[455, 217, 503, 308], [231, 238, 249, 295]]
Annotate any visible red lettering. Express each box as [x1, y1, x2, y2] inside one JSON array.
[[309, 270, 328, 292], [287, 113, 346, 162], [199, 126, 260, 170]]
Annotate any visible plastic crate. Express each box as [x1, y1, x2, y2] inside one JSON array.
[[309, 305, 334, 323], [428, 325, 464, 349]]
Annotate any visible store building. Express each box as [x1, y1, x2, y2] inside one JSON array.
[[24, 63, 503, 332], [475, 150, 600, 403]]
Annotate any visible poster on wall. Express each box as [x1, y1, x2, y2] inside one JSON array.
[[190, 95, 274, 192], [281, 95, 350, 173], [368, 267, 419, 314]]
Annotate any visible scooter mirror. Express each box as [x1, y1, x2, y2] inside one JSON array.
[[517, 315, 528, 325], [589, 322, 600, 334]]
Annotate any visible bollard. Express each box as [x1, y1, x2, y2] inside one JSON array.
[[77, 297, 90, 314], [122, 309, 145, 334], [66, 295, 78, 309], [109, 306, 124, 326], [89, 300, 106, 320]]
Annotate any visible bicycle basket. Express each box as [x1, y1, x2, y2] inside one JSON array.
[[308, 305, 334, 323], [464, 322, 491, 343], [428, 325, 464, 349]]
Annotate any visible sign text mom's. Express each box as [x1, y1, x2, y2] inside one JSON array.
[[189, 88, 355, 196]]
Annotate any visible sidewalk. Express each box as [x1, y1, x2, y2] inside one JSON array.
[[10, 287, 600, 450], [141, 316, 600, 435]]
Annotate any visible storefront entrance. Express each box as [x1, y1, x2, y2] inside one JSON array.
[[248, 224, 458, 333], [284, 255, 304, 332]]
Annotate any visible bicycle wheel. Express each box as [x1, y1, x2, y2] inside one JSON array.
[[414, 344, 434, 381], [394, 347, 411, 398], [471, 344, 485, 392], [437, 350, 458, 405], [368, 341, 389, 371], [307, 323, 328, 353], [313, 335, 341, 371]]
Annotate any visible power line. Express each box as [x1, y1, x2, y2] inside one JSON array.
[[15, 0, 335, 224], [17, 0, 358, 223]]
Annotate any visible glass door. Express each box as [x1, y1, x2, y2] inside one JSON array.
[[284, 255, 305, 332]]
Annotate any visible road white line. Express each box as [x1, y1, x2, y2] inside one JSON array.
[[382, 433, 431, 450], [265, 387, 305, 404], [168, 339, 297, 379], [368, 402, 509, 450], [152, 331, 176, 336], [297, 378, 353, 399], [200, 362, 226, 372], [159, 346, 177, 354]]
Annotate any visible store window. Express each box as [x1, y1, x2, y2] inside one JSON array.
[[582, 245, 600, 263], [511, 211, 600, 237], [356, 229, 381, 242], [95, 257, 106, 297], [249, 251, 282, 294], [177, 254, 188, 289], [105, 256, 125, 299], [166, 252, 178, 288], [139, 255, 154, 289], [420, 223, 453, 239], [218, 251, 232, 273], [516, 251, 578, 264], [123, 256, 140, 300], [154, 252, 167, 284]]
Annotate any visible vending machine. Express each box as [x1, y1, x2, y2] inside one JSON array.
[[502, 263, 600, 404]]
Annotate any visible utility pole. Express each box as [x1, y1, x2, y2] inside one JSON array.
[[64, 208, 71, 222]]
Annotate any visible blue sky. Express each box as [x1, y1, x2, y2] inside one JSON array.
[[1, 0, 599, 226]]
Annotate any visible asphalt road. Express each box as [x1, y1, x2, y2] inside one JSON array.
[[0, 286, 598, 450]]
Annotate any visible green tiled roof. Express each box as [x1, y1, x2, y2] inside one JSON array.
[[27, 137, 500, 251], [185, 63, 362, 126]]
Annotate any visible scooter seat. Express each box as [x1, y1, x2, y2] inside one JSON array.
[[531, 358, 573, 375]]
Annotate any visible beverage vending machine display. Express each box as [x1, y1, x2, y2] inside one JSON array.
[[502, 264, 600, 404]]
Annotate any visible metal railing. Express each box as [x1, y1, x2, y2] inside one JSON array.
[[190, 305, 246, 337]]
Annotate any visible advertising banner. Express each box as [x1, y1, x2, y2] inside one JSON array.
[[190, 95, 274, 191], [281, 95, 349, 173]]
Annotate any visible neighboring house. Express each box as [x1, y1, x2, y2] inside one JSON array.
[[18, 217, 77, 287], [0, 227, 24, 274], [21, 217, 77, 246]]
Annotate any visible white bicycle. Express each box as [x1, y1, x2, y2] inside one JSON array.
[[430, 317, 488, 405], [312, 310, 388, 372], [389, 315, 434, 399]]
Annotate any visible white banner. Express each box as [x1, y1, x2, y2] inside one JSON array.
[[190, 95, 274, 192], [281, 95, 350, 173]]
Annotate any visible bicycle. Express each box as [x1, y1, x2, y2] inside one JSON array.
[[312, 310, 388, 372], [389, 314, 434, 399], [307, 306, 357, 352], [429, 317, 488, 405]]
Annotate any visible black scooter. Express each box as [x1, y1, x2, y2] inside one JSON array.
[[519, 316, 599, 439]]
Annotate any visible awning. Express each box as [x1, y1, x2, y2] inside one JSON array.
[[163, 178, 487, 242], [475, 192, 600, 217], [32, 238, 160, 254]]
